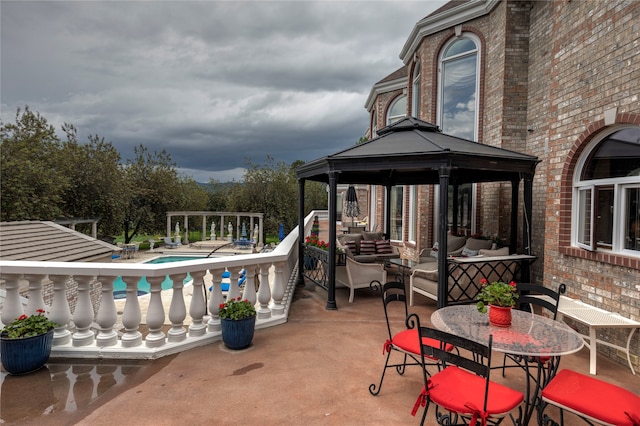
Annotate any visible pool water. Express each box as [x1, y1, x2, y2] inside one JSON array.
[[112, 256, 204, 298]]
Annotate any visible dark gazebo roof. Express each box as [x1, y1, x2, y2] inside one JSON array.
[[296, 117, 539, 186]]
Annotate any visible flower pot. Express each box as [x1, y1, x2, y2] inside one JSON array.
[[1, 329, 54, 375], [221, 316, 256, 350], [489, 305, 512, 327]]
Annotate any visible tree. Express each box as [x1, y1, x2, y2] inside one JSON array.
[[60, 124, 125, 236], [121, 145, 181, 243], [0, 106, 69, 221]]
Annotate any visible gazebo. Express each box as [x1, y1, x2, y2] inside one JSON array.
[[296, 117, 540, 309]]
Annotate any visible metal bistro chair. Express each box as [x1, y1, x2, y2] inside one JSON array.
[[409, 314, 523, 426], [368, 281, 453, 397], [501, 283, 564, 380]]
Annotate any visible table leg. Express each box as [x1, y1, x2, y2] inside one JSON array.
[[589, 326, 597, 375]]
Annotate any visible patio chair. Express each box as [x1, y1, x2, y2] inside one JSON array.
[[501, 283, 564, 378], [338, 256, 387, 303], [539, 369, 640, 426], [368, 281, 454, 396], [163, 237, 179, 249], [410, 315, 523, 426]]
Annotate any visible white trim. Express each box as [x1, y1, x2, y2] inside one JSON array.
[[400, 0, 501, 64], [364, 76, 407, 111]]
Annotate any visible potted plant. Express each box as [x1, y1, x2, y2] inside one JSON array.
[[218, 297, 257, 350], [1, 309, 58, 375], [476, 279, 518, 327]]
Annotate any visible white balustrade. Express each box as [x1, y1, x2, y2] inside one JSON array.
[[0, 210, 318, 360]]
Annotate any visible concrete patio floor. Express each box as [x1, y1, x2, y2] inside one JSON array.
[[2, 274, 639, 425]]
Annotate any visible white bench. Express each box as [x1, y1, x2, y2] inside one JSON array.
[[546, 295, 640, 375]]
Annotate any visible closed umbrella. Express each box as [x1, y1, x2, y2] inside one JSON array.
[[344, 185, 360, 226]]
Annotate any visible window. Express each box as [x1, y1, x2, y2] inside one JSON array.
[[412, 62, 421, 118], [573, 127, 640, 255], [371, 111, 378, 139], [389, 186, 404, 241], [438, 36, 479, 141], [387, 95, 406, 125]]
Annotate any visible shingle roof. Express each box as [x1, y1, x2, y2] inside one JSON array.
[[0, 221, 119, 262]]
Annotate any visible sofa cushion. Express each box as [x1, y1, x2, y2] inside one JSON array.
[[478, 247, 509, 256], [375, 239, 393, 254], [362, 231, 384, 241], [338, 233, 363, 253], [411, 263, 439, 281], [461, 247, 479, 257], [447, 235, 467, 253], [464, 237, 493, 252], [360, 240, 376, 255], [343, 240, 357, 254]]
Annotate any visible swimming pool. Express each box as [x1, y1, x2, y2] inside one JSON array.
[[112, 255, 205, 299]]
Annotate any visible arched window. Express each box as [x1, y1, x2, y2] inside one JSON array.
[[438, 36, 479, 141], [371, 111, 378, 139], [387, 95, 407, 125], [412, 62, 421, 118], [573, 126, 640, 255]]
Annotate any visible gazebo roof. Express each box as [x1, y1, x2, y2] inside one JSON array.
[[296, 117, 539, 185]]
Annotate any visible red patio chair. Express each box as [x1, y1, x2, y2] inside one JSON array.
[[410, 314, 523, 426], [539, 369, 640, 426], [368, 281, 453, 396]]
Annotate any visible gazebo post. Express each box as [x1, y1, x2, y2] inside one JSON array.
[[296, 179, 306, 287], [327, 172, 338, 310], [437, 166, 451, 309], [384, 182, 392, 239], [510, 178, 520, 254]]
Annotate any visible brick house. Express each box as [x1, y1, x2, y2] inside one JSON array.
[[364, 0, 639, 369]]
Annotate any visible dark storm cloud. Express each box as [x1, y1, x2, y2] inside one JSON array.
[[1, 0, 445, 182]]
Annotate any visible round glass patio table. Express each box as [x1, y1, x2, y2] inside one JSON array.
[[431, 305, 584, 425], [431, 305, 584, 357]]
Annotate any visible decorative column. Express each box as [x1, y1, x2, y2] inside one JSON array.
[[257, 263, 272, 319], [23, 274, 46, 315], [202, 215, 207, 241], [241, 265, 257, 305], [183, 215, 189, 244], [49, 274, 72, 345], [72, 275, 96, 347], [96, 275, 119, 347], [167, 272, 187, 342], [0, 274, 24, 326], [226, 265, 243, 301], [145, 275, 166, 347], [121, 276, 142, 347], [207, 267, 225, 332], [271, 261, 285, 316], [189, 270, 207, 337]]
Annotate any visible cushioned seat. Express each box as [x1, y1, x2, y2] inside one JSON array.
[[540, 369, 640, 426]]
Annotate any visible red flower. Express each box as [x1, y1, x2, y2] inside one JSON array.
[[18, 314, 28, 320], [36, 309, 45, 314], [219, 303, 225, 309], [509, 281, 517, 287], [480, 278, 488, 285]]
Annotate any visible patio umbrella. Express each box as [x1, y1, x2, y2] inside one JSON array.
[[344, 185, 360, 226], [278, 223, 285, 242]]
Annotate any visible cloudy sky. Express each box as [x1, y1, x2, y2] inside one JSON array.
[[1, 1, 446, 182]]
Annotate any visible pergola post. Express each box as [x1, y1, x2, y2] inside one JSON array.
[[437, 166, 451, 309], [511, 178, 520, 254], [384, 182, 392, 240], [327, 172, 338, 310]]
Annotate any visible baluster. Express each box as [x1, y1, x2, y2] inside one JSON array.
[[242, 265, 257, 305], [145, 275, 166, 347], [227, 265, 242, 301], [271, 261, 286, 315], [167, 272, 187, 342], [72, 275, 96, 347], [23, 274, 46, 314], [257, 263, 272, 319], [121, 276, 142, 347], [189, 270, 207, 337], [207, 267, 225, 332], [0, 273, 24, 325], [96, 275, 119, 347], [49, 275, 72, 346]]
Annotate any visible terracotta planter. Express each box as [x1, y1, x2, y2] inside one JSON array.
[[489, 305, 512, 327], [221, 316, 256, 350], [0, 329, 54, 375]]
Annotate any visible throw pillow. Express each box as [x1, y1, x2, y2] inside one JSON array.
[[360, 240, 376, 255], [461, 247, 479, 257], [430, 242, 439, 258], [362, 231, 384, 241], [478, 247, 509, 256], [375, 239, 393, 254], [344, 240, 357, 254]]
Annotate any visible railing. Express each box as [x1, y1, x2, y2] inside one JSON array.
[[0, 211, 320, 360]]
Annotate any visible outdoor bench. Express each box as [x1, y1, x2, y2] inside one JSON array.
[[555, 296, 639, 375]]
